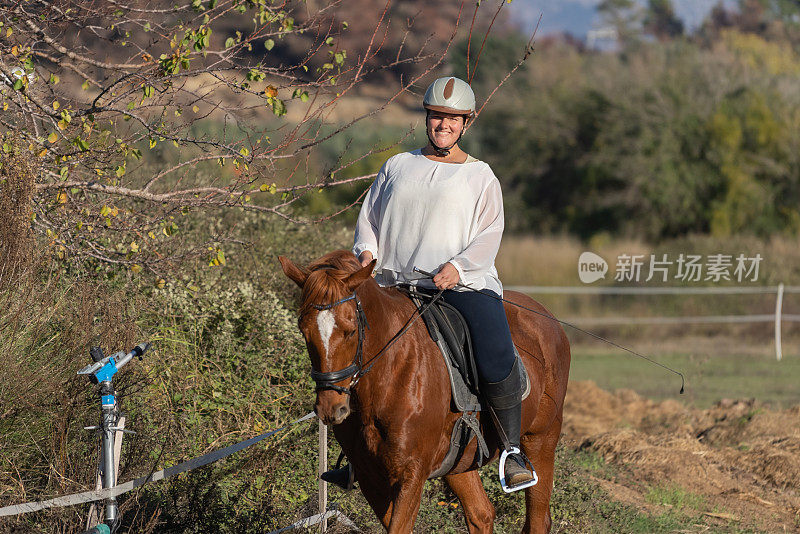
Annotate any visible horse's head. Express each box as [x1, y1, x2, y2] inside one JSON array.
[[278, 251, 376, 425]]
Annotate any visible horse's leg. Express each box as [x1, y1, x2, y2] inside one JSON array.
[[445, 470, 495, 534], [358, 477, 394, 530], [520, 418, 562, 534], [385, 474, 427, 533]]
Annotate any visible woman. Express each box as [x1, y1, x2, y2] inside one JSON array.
[[350, 76, 534, 489]]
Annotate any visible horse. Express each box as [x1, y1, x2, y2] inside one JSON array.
[[278, 250, 570, 533]]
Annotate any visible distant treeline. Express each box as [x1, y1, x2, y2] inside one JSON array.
[[461, 31, 800, 240], [312, 0, 800, 242], [454, 1, 800, 240]]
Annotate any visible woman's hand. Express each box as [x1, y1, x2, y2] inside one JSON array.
[[358, 251, 374, 268], [433, 262, 460, 290]]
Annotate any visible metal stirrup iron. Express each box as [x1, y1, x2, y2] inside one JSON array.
[[498, 447, 538, 493], [487, 406, 538, 493]]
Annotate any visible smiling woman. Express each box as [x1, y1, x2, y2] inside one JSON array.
[[347, 76, 544, 493]]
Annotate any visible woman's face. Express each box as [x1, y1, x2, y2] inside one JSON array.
[[427, 111, 465, 148]]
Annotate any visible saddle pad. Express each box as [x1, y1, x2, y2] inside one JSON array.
[[405, 290, 531, 411], [437, 343, 530, 412]]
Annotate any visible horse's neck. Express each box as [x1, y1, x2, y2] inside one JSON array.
[[354, 281, 423, 403], [359, 281, 417, 348]]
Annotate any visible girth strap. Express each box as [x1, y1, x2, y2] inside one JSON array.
[[428, 411, 490, 479]]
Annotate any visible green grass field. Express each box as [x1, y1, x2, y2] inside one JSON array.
[[569, 344, 800, 409]]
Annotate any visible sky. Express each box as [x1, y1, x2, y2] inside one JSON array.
[[506, 0, 739, 40]]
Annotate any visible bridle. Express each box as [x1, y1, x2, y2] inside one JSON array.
[[307, 285, 446, 397], [309, 291, 369, 396]]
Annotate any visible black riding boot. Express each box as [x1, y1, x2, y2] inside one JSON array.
[[320, 462, 355, 490], [483, 358, 534, 488]]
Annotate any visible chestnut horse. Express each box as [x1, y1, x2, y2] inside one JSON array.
[[279, 250, 570, 533]]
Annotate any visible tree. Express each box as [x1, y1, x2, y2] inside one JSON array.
[[0, 0, 465, 270], [643, 0, 684, 41], [597, 0, 644, 48]]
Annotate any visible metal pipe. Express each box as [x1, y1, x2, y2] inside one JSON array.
[[100, 383, 118, 525]]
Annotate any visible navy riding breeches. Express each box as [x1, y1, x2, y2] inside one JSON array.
[[441, 289, 516, 383]]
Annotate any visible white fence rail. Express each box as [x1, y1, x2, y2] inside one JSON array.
[[506, 284, 800, 361]]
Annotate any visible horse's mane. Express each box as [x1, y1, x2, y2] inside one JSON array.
[[300, 250, 362, 314]]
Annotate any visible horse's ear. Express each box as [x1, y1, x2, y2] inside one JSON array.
[[345, 259, 377, 291], [278, 256, 308, 288]]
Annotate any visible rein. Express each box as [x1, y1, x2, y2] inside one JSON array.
[[412, 267, 686, 394], [307, 286, 446, 396]]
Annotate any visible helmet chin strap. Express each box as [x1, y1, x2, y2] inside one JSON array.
[[427, 131, 460, 157]]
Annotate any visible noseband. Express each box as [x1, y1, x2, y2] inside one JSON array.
[[309, 291, 368, 396]]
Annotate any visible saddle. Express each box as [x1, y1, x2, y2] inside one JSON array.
[[400, 286, 531, 479]]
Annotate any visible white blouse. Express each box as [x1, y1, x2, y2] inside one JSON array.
[[353, 149, 504, 295]]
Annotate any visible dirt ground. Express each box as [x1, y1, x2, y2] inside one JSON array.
[[562, 381, 800, 532]]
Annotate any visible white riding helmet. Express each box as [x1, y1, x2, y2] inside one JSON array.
[[423, 77, 476, 117]]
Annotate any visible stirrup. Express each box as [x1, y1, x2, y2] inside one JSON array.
[[499, 447, 538, 493]]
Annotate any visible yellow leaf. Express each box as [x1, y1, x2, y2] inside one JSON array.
[[100, 205, 110, 217], [192, 105, 199, 113], [11, 45, 18, 57], [130, 242, 139, 252], [156, 278, 166, 289], [2, 102, 8, 111], [48, 132, 58, 143], [149, 138, 157, 148], [52, 100, 60, 110], [38, 148, 47, 158], [130, 264, 142, 274], [265, 85, 278, 98], [110, 207, 119, 217], [58, 120, 68, 130], [148, 231, 156, 239], [57, 191, 67, 204]]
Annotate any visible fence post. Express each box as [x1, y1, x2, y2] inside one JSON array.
[[318, 419, 327, 533], [775, 283, 784, 361]]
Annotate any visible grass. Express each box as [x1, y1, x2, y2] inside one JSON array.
[[568, 346, 800, 408], [645, 484, 706, 511], [322, 444, 706, 534]]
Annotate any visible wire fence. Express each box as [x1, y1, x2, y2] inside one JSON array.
[[506, 284, 800, 361], [0, 413, 351, 533]]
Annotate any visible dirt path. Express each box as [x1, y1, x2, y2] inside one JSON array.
[[562, 381, 800, 532]]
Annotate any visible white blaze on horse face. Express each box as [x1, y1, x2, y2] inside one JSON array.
[[316, 309, 336, 356]]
